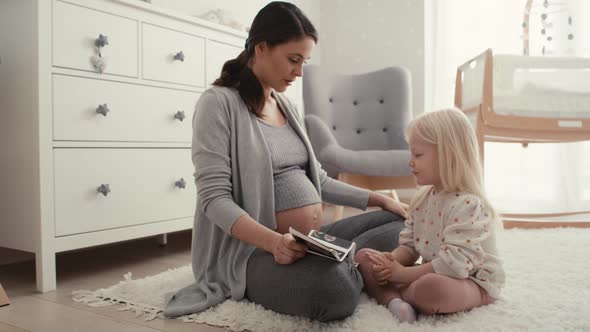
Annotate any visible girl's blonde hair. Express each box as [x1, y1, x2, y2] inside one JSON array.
[[406, 108, 498, 220]]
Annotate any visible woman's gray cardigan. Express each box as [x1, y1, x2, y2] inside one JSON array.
[[164, 86, 371, 317]]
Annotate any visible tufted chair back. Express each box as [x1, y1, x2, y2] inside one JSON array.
[[302, 65, 416, 219], [303, 65, 412, 152]]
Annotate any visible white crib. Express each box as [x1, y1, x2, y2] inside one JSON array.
[[455, 49, 590, 228]]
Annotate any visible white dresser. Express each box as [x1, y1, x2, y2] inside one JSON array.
[[0, 0, 303, 292]]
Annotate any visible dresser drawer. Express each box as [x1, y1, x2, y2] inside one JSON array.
[[142, 23, 205, 87], [54, 149, 195, 236], [53, 75, 197, 142], [206, 40, 243, 86], [53, 1, 138, 77]]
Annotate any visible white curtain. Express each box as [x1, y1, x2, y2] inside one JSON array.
[[430, 0, 590, 215]]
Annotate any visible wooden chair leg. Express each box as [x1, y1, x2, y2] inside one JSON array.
[[0, 283, 10, 307], [333, 205, 344, 222], [389, 189, 400, 202], [321, 202, 344, 224]]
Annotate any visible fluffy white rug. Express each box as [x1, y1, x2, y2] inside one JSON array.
[[73, 228, 590, 332]]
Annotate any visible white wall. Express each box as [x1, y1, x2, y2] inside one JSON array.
[[319, 0, 428, 116], [578, 0, 590, 56]]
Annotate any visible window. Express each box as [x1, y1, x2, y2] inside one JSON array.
[[432, 0, 590, 214]]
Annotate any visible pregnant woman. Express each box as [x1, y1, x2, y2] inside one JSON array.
[[164, 1, 407, 322]]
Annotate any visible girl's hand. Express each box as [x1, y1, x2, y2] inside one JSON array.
[[364, 251, 392, 285], [371, 262, 392, 285], [368, 192, 409, 219], [272, 233, 308, 265], [368, 251, 405, 284]]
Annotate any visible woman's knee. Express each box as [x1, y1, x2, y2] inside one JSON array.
[[305, 264, 363, 321], [365, 210, 405, 238], [369, 209, 404, 223]]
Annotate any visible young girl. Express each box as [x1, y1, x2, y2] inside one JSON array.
[[355, 108, 505, 323]]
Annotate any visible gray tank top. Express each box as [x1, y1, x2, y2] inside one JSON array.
[[258, 118, 321, 212]]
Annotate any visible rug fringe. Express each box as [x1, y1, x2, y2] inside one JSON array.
[[72, 290, 163, 321]]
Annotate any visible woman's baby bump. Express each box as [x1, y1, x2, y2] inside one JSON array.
[[275, 203, 323, 235]]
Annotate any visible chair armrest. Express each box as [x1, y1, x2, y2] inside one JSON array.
[[304, 114, 338, 154]]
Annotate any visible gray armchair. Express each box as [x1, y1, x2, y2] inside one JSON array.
[[303, 65, 415, 204]]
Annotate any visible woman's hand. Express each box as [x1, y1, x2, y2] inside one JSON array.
[[271, 233, 308, 265], [368, 251, 405, 284], [368, 192, 409, 219]]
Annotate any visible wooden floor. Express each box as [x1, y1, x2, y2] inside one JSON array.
[[0, 231, 224, 332]]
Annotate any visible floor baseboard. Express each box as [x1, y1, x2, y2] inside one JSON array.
[[503, 220, 590, 229]]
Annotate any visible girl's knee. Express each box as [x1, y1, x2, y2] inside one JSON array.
[[415, 274, 449, 297], [354, 248, 378, 265], [411, 274, 450, 314], [355, 248, 386, 274], [415, 273, 445, 285]]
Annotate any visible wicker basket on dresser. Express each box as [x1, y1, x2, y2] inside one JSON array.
[[0, 0, 289, 292]]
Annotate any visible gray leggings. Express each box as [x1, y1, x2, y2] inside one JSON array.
[[245, 210, 405, 322]]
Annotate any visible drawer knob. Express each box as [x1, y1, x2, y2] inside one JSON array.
[[174, 111, 186, 122], [175, 178, 187, 189], [94, 34, 109, 48], [96, 104, 110, 117], [173, 51, 185, 62], [97, 184, 111, 196]]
